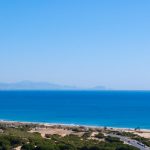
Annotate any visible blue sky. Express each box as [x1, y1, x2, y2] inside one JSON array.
[[0, 0, 150, 90]]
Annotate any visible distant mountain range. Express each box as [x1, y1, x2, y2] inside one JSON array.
[[0, 81, 106, 90]]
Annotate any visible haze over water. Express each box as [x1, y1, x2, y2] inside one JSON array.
[[0, 91, 150, 129]]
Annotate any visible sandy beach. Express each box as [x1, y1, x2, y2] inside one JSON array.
[[1, 120, 150, 139]]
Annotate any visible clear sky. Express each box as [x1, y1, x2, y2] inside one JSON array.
[[0, 0, 150, 90]]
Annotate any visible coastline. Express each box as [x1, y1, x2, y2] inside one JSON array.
[[1, 119, 150, 150], [1, 119, 150, 133]]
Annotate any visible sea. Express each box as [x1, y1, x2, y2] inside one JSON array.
[[0, 91, 150, 129]]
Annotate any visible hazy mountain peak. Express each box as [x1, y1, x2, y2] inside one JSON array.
[[0, 81, 76, 90], [0, 81, 106, 90]]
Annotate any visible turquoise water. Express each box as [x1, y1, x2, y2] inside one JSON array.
[[0, 91, 150, 129]]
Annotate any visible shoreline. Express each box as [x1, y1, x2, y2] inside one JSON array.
[[1, 120, 150, 150], [1, 119, 150, 139], [1, 119, 150, 132]]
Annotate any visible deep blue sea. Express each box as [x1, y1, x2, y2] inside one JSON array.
[[0, 91, 150, 129]]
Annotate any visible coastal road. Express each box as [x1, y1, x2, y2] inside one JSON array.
[[107, 134, 150, 150]]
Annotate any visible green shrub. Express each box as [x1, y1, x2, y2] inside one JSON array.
[[95, 133, 104, 139]]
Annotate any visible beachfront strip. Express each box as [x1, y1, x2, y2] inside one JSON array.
[[0, 121, 150, 150]]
